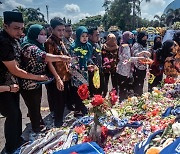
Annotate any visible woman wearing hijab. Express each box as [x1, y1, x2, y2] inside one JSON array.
[[116, 31, 133, 101], [149, 35, 163, 90], [70, 26, 95, 117], [18, 24, 70, 133], [160, 40, 179, 78], [102, 33, 119, 97], [131, 31, 151, 96]]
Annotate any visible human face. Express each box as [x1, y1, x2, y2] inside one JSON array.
[[36, 29, 47, 44], [52, 25, 65, 39], [156, 37, 161, 43], [89, 30, 100, 43], [80, 33, 88, 43], [142, 35, 147, 41], [4, 22, 24, 39], [64, 26, 73, 39]]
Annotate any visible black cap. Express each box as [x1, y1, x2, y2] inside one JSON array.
[[3, 11, 24, 23]]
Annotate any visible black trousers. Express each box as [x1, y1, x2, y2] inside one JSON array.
[[49, 81, 66, 127], [45, 82, 55, 113], [88, 71, 104, 97], [0, 92, 22, 153], [103, 72, 118, 97], [133, 68, 146, 96], [117, 74, 132, 101], [21, 86, 44, 133], [46, 80, 73, 113]]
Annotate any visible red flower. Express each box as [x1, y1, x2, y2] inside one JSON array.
[[91, 95, 104, 106], [109, 89, 118, 105], [77, 84, 89, 100], [164, 77, 176, 84], [101, 126, 108, 138], [82, 136, 92, 142]]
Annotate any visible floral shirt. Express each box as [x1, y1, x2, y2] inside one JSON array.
[[16, 44, 47, 90], [131, 43, 148, 70], [116, 44, 132, 77], [69, 44, 93, 87], [102, 48, 118, 73]]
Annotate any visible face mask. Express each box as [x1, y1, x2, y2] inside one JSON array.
[[37, 35, 47, 44], [128, 38, 133, 44]]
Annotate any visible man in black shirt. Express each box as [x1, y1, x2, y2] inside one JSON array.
[[0, 11, 47, 154]]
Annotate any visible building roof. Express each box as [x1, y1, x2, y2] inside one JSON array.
[[164, 0, 180, 13]]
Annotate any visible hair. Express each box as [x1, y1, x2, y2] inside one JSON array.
[[88, 27, 98, 35], [65, 23, 72, 27], [50, 17, 65, 29]]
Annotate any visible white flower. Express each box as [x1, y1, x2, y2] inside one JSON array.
[[172, 122, 180, 137]]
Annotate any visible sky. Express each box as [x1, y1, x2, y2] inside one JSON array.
[[0, 0, 176, 23]]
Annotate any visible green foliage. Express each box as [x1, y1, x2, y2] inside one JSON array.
[[72, 15, 102, 30], [0, 16, 3, 29]]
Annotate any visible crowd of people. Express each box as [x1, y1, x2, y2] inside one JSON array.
[[0, 11, 179, 154]]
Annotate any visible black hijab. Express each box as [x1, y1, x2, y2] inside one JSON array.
[[137, 31, 148, 47], [157, 40, 174, 65], [153, 35, 162, 50]]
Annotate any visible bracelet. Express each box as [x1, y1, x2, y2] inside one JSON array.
[[8, 85, 11, 92]]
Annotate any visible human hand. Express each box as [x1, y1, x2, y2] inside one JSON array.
[[60, 55, 71, 63], [36, 75, 49, 81], [56, 79, 64, 91], [9, 84, 19, 93]]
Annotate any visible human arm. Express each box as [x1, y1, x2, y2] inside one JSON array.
[[45, 53, 71, 63], [0, 84, 19, 93], [3, 60, 48, 81], [47, 62, 64, 91]]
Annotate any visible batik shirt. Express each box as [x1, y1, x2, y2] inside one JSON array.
[[16, 44, 47, 90], [132, 42, 148, 70]]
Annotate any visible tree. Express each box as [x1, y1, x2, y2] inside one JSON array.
[[166, 8, 180, 27], [102, 0, 111, 11], [105, 0, 132, 30], [0, 16, 3, 29], [130, 0, 151, 29], [63, 17, 66, 23], [26, 8, 46, 23], [73, 15, 102, 30], [154, 14, 166, 27]]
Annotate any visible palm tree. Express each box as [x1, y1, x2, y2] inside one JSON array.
[[154, 14, 166, 27], [166, 8, 180, 27], [26, 8, 45, 22], [131, 0, 151, 29]]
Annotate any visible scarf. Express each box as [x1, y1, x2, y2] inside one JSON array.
[[22, 24, 45, 50], [103, 33, 119, 51]]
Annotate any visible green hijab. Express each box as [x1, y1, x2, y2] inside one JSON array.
[[22, 24, 45, 50]]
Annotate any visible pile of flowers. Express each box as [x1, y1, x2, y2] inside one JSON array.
[[74, 81, 179, 153]]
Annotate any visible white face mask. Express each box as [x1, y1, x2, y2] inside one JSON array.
[[37, 35, 47, 44]]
